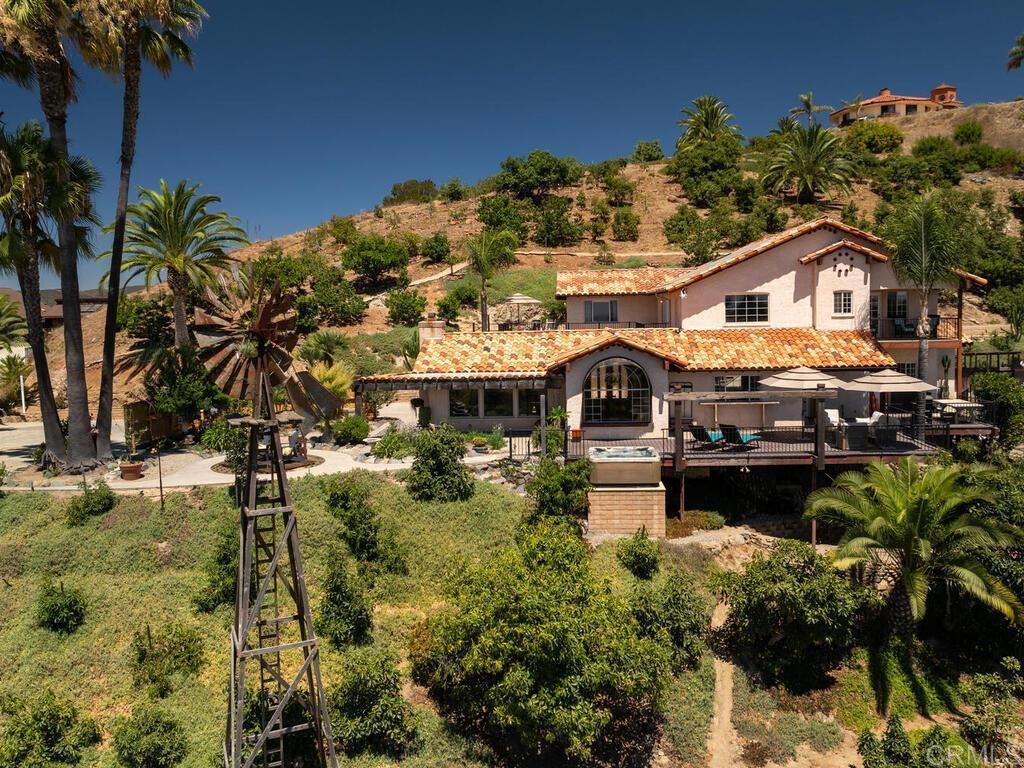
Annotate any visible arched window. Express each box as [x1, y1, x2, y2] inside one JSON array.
[[582, 358, 651, 425]]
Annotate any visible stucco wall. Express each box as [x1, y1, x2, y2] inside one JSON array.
[[812, 249, 873, 331], [565, 294, 660, 325]]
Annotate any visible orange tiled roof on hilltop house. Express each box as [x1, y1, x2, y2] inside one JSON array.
[[829, 84, 961, 126]]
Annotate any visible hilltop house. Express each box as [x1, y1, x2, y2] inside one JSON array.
[[355, 218, 991, 535], [829, 85, 961, 126]]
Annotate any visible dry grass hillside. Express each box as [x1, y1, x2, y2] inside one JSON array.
[[885, 99, 1024, 154]]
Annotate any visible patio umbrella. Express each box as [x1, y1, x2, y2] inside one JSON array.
[[497, 293, 543, 325], [842, 368, 937, 393], [760, 366, 844, 390]]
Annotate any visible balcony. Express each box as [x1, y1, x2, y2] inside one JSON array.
[[871, 315, 961, 341]]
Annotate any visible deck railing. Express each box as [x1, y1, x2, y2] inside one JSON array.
[[871, 315, 960, 340]]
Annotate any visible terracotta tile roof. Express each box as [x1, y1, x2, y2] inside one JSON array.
[[798, 239, 890, 264], [556, 267, 693, 297], [656, 217, 885, 292], [830, 94, 937, 116], [359, 327, 894, 382]]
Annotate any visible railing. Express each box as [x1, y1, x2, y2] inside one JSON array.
[[871, 315, 960, 340], [504, 428, 569, 461], [676, 424, 817, 456], [469, 320, 673, 332], [963, 351, 1023, 375]]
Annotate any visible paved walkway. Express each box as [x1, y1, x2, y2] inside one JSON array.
[[0, 420, 126, 472]]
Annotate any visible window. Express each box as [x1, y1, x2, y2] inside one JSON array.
[[886, 291, 908, 318], [896, 362, 917, 377], [714, 375, 760, 392], [518, 389, 542, 417], [881, 104, 896, 115], [869, 294, 880, 320], [725, 294, 768, 323], [484, 390, 513, 417], [660, 300, 670, 324], [584, 299, 618, 323], [449, 389, 479, 417], [583, 358, 651, 424], [905, 104, 918, 115], [833, 290, 853, 315]]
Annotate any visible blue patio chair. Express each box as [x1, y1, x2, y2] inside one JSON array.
[[720, 424, 761, 449], [688, 425, 723, 448]]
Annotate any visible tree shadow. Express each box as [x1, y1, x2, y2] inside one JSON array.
[[868, 642, 893, 716]]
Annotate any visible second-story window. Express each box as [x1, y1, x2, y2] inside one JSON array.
[[725, 294, 768, 323], [584, 299, 618, 323], [833, 290, 853, 315], [660, 300, 670, 325], [887, 291, 908, 318]]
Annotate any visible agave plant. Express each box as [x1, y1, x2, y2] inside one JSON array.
[[805, 458, 1024, 634], [762, 123, 857, 203]]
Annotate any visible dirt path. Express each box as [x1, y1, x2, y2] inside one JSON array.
[[708, 602, 739, 768]]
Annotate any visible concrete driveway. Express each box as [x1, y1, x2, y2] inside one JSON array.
[[0, 420, 125, 472]]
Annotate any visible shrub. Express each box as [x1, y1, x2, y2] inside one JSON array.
[[384, 289, 426, 326], [616, 527, 661, 579], [199, 416, 246, 453], [486, 426, 505, 451], [532, 195, 583, 246], [435, 292, 461, 323], [111, 707, 186, 768], [410, 522, 670, 761], [0, 691, 100, 766], [382, 178, 437, 206], [663, 205, 723, 263], [406, 425, 474, 502], [858, 715, 951, 768], [665, 510, 726, 538], [335, 415, 370, 444], [143, 347, 229, 422], [724, 540, 873, 684], [525, 456, 591, 524], [666, 134, 743, 207], [323, 215, 360, 246], [733, 177, 760, 213], [117, 295, 173, 344], [343, 235, 410, 290], [309, 265, 368, 325], [494, 150, 582, 199], [328, 647, 417, 756], [327, 472, 406, 575], [603, 174, 635, 207], [632, 140, 664, 163], [972, 372, 1024, 446], [631, 569, 709, 670], [611, 207, 640, 241], [420, 231, 451, 263], [129, 624, 204, 697], [953, 119, 983, 146], [193, 515, 237, 612], [587, 197, 612, 240], [315, 556, 373, 646], [986, 285, 1024, 340], [843, 121, 904, 154], [477, 194, 531, 241], [959, 656, 1023, 749], [36, 581, 87, 634], [439, 178, 466, 202], [370, 424, 415, 459], [66, 480, 116, 526]]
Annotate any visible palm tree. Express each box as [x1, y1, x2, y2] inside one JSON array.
[[116, 180, 248, 348], [0, 295, 26, 349], [94, 0, 205, 460], [0, 121, 99, 467], [805, 458, 1024, 634], [297, 330, 350, 366], [789, 91, 834, 125], [762, 122, 857, 204], [1008, 34, 1024, 70], [841, 93, 865, 122], [882, 193, 961, 433], [769, 116, 799, 137], [463, 229, 518, 331], [677, 95, 741, 148]]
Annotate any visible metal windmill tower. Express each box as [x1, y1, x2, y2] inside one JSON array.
[[194, 272, 341, 768]]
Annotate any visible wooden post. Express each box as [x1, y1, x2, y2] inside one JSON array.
[[353, 390, 362, 418]]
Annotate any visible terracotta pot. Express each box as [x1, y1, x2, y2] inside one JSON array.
[[570, 429, 583, 441], [120, 461, 144, 481]]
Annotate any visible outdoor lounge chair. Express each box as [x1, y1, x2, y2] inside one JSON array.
[[720, 424, 761, 449], [688, 425, 723, 448]]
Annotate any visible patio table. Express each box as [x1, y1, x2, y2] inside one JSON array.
[[934, 398, 985, 424]]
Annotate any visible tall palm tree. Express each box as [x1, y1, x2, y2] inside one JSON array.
[[116, 179, 247, 348], [463, 229, 518, 331], [805, 458, 1024, 634], [676, 95, 741, 148], [1008, 34, 1024, 70], [94, 0, 206, 460], [0, 295, 26, 350], [1, 0, 99, 470], [789, 91, 834, 125], [0, 121, 99, 468], [841, 93, 865, 122], [769, 116, 799, 137], [882, 193, 961, 433], [762, 122, 857, 203]]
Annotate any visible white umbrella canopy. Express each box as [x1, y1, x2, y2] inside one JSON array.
[[760, 366, 845, 390], [842, 368, 937, 393], [499, 293, 543, 305]]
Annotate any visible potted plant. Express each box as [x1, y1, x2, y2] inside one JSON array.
[[472, 436, 489, 454], [119, 426, 145, 481]]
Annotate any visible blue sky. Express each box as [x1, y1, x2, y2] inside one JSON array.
[[3, 0, 1022, 289]]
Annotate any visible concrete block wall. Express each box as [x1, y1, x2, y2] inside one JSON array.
[[587, 484, 666, 537]]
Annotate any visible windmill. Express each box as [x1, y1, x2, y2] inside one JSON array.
[[194, 270, 340, 768]]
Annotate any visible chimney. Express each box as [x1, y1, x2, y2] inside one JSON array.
[[878, 87, 891, 97], [418, 312, 445, 342]]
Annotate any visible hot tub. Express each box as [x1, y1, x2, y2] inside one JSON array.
[[587, 445, 661, 485]]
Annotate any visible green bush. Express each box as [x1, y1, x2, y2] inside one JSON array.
[[308, 265, 368, 325], [631, 140, 664, 163], [494, 150, 582, 199], [384, 289, 426, 326], [129, 624, 205, 697], [370, 424, 415, 459], [382, 178, 437, 206], [611, 207, 640, 241], [631, 569, 709, 670], [199, 416, 246, 453], [406, 425, 474, 502], [953, 120, 983, 146], [959, 656, 1023, 749], [322, 215, 360, 246], [335, 415, 370, 444], [143, 347, 229, 422], [724, 540, 874, 684], [327, 471, 406, 575], [36, 581, 87, 635], [193, 514, 238, 612], [843, 121, 904, 154], [111, 706, 186, 768], [0, 690, 100, 766], [410, 522, 670, 761], [532, 195, 583, 246], [525, 456, 591, 524], [476, 194, 531, 242], [972, 372, 1024, 446], [420, 231, 451, 263], [315, 556, 373, 646], [486, 426, 504, 451], [616, 527, 661, 579], [328, 647, 417, 756], [252, 248, 325, 291], [733, 177, 760, 212], [858, 715, 952, 768], [343, 235, 410, 291], [66, 480, 117, 526], [603, 174, 635, 207], [666, 133, 743, 207], [439, 178, 466, 202], [663, 205, 723, 263], [986, 285, 1024, 340], [117, 295, 172, 344], [435, 292, 461, 323]]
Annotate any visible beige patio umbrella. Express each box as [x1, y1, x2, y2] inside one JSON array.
[[760, 366, 844, 390], [497, 293, 543, 324], [842, 368, 937, 393]]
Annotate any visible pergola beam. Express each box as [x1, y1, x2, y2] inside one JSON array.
[[664, 389, 839, 402]]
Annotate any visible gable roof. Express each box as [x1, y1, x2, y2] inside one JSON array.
[[798, 239, 890, 264], [360, 327, 894, 383], [656, 217, 884, 292], [556, 266, 693, 297]]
